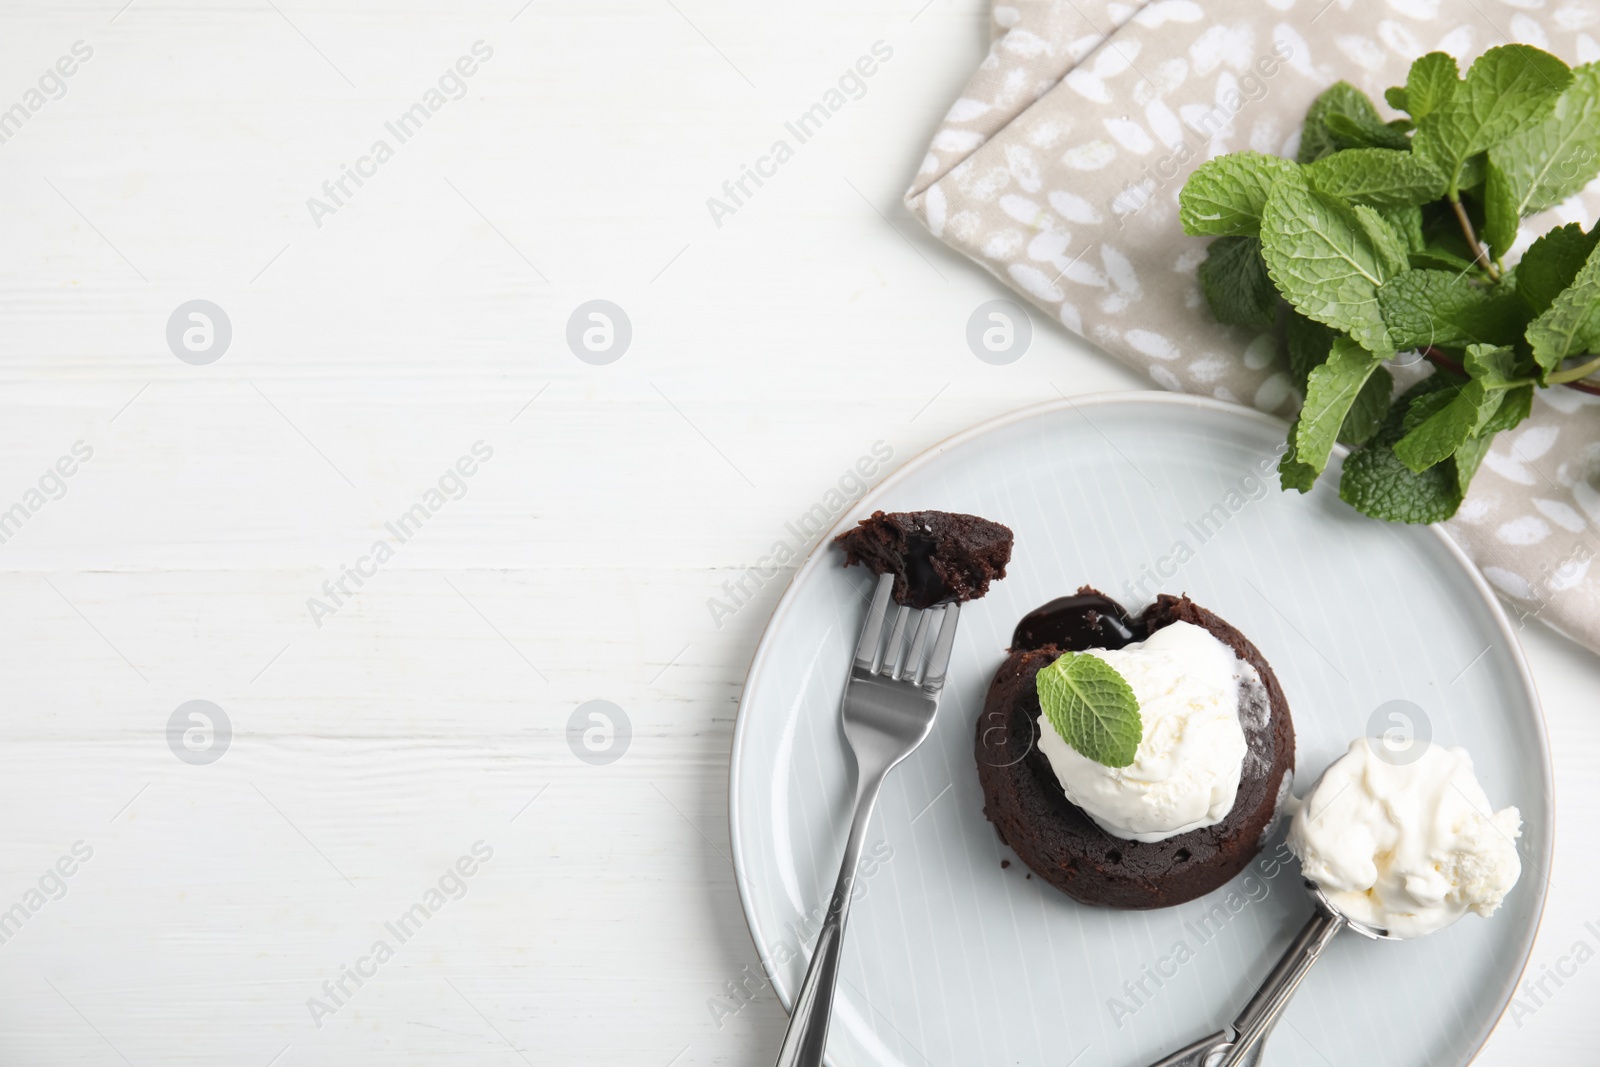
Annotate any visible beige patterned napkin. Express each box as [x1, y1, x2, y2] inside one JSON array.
[[905, 0, 1600, 654]]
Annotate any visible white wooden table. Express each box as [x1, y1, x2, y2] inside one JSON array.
[[0, 2, 1595, 1064]]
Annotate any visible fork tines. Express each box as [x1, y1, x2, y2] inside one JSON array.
[[853, 572, 960, 689]]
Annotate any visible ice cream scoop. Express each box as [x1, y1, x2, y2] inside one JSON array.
[[1288, 738, 1521, 938], [1145, 737, 1521, 1067]]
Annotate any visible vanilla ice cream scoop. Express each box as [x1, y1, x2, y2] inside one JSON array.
[[1151, 737, 1525, 1067], [1035, 620, 1254, 842], [1288, 737, 1522, 939]]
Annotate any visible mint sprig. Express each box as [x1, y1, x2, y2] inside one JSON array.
[[1411, 46, 1573, 196], [1036, 651, 1141, 768], [1178, 46, 1600, 524]]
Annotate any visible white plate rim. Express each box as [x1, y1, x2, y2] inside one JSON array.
[[727, 390, 1553, 1066]]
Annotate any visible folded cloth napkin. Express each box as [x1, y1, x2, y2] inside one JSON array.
[[906, 0, 1600, 655]]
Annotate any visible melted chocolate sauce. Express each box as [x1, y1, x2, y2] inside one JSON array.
[[1010, 590, 1146, 652], [901, 528, 946, 607]]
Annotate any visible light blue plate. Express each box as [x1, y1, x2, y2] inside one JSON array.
[[730, 393, 1550, 1067]]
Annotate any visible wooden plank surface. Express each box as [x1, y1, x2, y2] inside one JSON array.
[[0, 2, 1595, 1064]]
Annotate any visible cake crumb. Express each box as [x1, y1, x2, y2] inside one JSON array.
[[1001, 859, 1010, 868]]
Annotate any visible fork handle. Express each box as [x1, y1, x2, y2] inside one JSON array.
[[773, 769, 887, 1067]]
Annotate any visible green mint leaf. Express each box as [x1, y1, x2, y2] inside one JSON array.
[[1287, 311, 1335, 391], [1480, 383, 1533, 434], [1298, 82, 1386, 164], [1305, 148, 1446, 207], [1340, 443, 1464, 521], [1414, 45, 1573, 192], [1400, 383, 1461, 432], [1036, 650, 1142, 768], [1198, 236, 1278, 327], [1392, 345, 1514, 471], [1180, 152, 1300, 237], [1340, 364, 1394, 446], [1402, 52, 1460, 122], [1295, 336, 1387, 475], [1408, 247, 1482, 274], [1353, 204, 1411, 278], [1516, 222, 1600, 315], [1338, 377, 1467, 522], [1453, 431, 1494, 495], [1400, 373, 1468, 419], [1385, 85, 1409, 112], [1482, 160, 1520, 261], [1377, 269, 1528, 348], [1380, 204, 1427, 252], [1392, 381, 1494, 471], [1464, 341, 1520, 383], [1527, 237, 1600, 375], [1324, 111, 1412, 151], [1260, 177, 1398, 354], [1456, 152, 1489, 193], [1278, 432, 1319, 494], [1488, 64, 1600, 221]]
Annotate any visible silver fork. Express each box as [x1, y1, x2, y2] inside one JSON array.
[[773, 571, 961, 1067]]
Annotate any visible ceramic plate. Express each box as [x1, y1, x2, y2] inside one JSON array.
[[729, 393, 1550, 1067]]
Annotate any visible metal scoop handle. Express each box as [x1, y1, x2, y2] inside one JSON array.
[[1144, 881, 1385, 1067], [1213, 896, 1345, 1066]]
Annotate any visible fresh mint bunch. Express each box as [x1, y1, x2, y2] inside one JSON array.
[[1179, 46, 1600, 523]]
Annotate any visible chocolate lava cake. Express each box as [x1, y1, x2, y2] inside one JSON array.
[[977, 590, 1294, 909], [834, 510, 1013, 608]]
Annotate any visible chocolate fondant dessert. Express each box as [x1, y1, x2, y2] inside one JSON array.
[[834, 510, 1013, 608], [977, 589, 1294, 909]]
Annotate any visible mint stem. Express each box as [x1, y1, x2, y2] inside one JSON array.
[[1549, 352, 1600, 386], [1448, 195, 1501, 282], [1422, 346, 1600, 396], [1421, 346, 1467, 378]]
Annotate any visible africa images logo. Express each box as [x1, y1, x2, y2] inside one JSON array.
[[305, 842, 494, 1028], [305, 41, 494, 228], [704, 41, 893, 228], [307, 442, 494, 627], [704, 440, 892, 629]]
